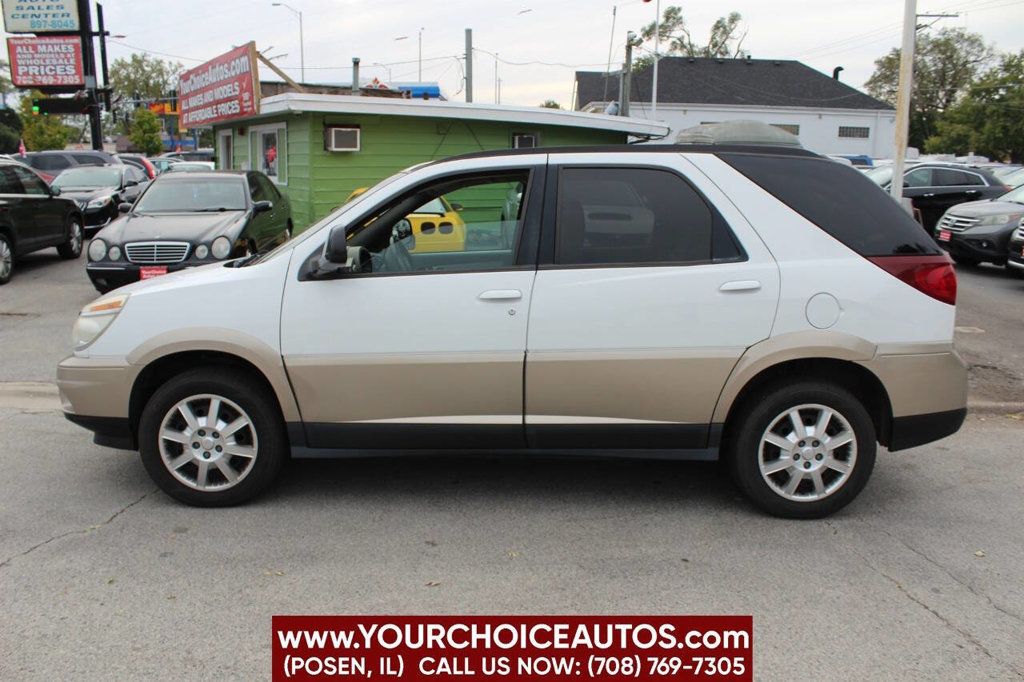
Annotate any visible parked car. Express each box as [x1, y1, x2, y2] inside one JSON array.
[[118, 154, 158, 180], [23, 150, 123, 183], [865, 163, 1008, 233], [165, 161, 216, 172], [149, 157, 182, 174], [85, 171, 291, 293], [936, 183, 1024, 268], [997, 167, 1024, 189], [51, 165, 150, 234], [58, 146, 967, 517], [1006, 217, 1024, 276], [0, 159, 83, 285], [161, 149, 214, 163]]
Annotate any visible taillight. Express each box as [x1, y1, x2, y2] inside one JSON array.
[[868, 255, 957, 305]]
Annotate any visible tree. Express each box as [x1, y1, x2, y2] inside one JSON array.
[[926, 50, 1024, 162], [865, 28, 994, 149], [18, 91, 68, 150], [0, 107, 24, 154], [633, 6, 747, 71], [539, 99, 561, 109], [129, 107, 164, 156], [109, 53, 181, 102]]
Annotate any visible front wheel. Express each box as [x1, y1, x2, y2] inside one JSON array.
[[138, 367, 287, 506], [725, 381, 876, 518], [0, 233, 13, 285], [57, 218, 83, 259]]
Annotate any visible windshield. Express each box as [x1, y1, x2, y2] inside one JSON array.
[[52, 167, 121, 189], [1001, 168, 1024, 189], [865, 166, 893, 186], [133, 178, 247, 212], [999, 184, 1024, 204]]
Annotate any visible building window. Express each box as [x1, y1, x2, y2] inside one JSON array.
[[512, 132, 538, 149], [838, 126, 870, 139], [771, 123, 800, 135], [248, 123, 286, 184]]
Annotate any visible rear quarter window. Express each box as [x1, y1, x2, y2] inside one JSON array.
[[720, 153, 940, 257]]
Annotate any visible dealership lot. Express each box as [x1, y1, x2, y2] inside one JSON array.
[[1, 253, 1023, 679]]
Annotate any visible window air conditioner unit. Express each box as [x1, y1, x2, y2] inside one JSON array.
[[325, 126, 360, 152]]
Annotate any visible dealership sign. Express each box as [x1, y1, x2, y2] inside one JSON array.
[[179, 42, 260, 130], [6, 36, 84, 88], [1, 0, 80, 33]]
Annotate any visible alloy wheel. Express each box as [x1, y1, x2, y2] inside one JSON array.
[[0, 239, 12, 280], [69, 222, 83, 255], [758, 403, 857, 502], [158, 393, 259, 492]]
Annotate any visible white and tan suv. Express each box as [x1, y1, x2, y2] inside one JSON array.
[[58, 146, 968, 517]]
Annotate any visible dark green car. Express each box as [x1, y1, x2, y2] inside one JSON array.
[[85, 170, 292, 293]]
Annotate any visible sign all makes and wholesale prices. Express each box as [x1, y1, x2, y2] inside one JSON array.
[[179, 42, 260, 131], [7, 36, 84, 88], [1, 0, 80, 33]]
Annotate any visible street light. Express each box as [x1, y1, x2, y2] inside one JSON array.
[[272, 2, 304, 84], [395, 28, 425, 81]]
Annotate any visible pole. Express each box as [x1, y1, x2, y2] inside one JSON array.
[[652, 0, 660, 118], [602, 5, 617, 107], [494, 53, 499, 103], [621, 32, 636, 117], [78, 0, 102, 150], [298, 10, 305, 83], [465, 28, 473, 103], [418, 27, 423, 81], [891, 0, 917, 206], [97, 3, 110, 110]]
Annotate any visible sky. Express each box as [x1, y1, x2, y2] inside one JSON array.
[[7, 0, 1024, 108]]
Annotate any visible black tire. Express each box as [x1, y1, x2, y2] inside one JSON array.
[[724, 381, 876, 519], [0, 232, 12, 285], [138, 367, 288, 507], [951, 255, 980, 267], [57, 217, 83, 259]]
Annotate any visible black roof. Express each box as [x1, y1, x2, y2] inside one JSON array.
[[576, 57, 892, 111]]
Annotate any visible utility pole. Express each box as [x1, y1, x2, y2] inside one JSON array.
[[418, 27, 424, 81], [651, 0, 660, 118], [494, 53, 499, 103], [465, 28, 473, 103], [890, 0, 916, 205], [620, 31, 640, 117], [96, 3, 111, 111], [76, 0, 103, 150]]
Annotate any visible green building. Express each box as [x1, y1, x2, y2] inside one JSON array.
[[212, 93, 668, 232]]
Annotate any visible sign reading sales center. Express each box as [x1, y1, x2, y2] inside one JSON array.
[[1, 0, 80, 32], [7, 36, 84, 88], [179, 42, 260, 130]]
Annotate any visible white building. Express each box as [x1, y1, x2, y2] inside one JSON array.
[[575, 57, 896, 159]]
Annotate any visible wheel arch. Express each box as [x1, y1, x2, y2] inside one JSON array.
[[714, 333, 895, 448]]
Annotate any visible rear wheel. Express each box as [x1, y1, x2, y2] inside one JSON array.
[[725, 381, 876, 518], [138, 367, 287, 506], [57, 218, 83, 259], [0, 233, 12, 285]]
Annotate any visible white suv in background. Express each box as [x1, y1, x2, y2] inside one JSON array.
[[58, 146, 967, 518]]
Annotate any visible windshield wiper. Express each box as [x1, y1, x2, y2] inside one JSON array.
[[194, 207, 242, 212]]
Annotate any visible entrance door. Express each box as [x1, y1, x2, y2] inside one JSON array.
[[280, 165, 544, 449]]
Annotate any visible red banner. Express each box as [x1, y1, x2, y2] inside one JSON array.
[[178, 42, 260, 130], [272, 616, 752, 681], [6, 36, 84, 88]]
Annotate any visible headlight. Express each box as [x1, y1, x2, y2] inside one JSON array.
[[72, 294, 129, 349], [108, 245, 121, 261], [211, 236, 232, 259], [87, 196, 113, 209], [194, 244, 209, 259], [975, 213, 1022, 227], [88, 239, 107, 261]]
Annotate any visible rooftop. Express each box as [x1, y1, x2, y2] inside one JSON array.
[[576, 57, 893, 112], [243, 92, 670, 138]]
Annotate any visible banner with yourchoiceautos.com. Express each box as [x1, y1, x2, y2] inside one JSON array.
[[272, 616, 753, 681]]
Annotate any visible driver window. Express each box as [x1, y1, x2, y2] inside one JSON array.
[[348, 170, 531, 275]]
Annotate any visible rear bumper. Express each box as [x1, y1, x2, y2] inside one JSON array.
[[888, 408, 967, 451]]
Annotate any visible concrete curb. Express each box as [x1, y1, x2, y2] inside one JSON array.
[[966, 399, 1024, 415]]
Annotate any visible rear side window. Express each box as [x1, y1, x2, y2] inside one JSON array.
[[28, 154, 71, 172], [721, 153, 940, 256], [0, 167, 22, 193], [72, 154, 105, 166], [556, 167, 713, 265], [934, 168, 983, 187]]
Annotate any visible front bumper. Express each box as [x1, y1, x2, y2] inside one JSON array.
[[942, 224, 1015, 263], [82, 204, 118, 229], [57, 354, 138, 450], [1007, 238, 1024, 270], [86, 261, 202, 291]]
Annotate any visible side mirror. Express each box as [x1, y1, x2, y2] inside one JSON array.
[[253, 200, 273, 213], [450, 202, 464, 211], [310, 227, 369, 279], [118, 202, 132, 213], [50, 186, 61, 196], [125, 179, 139, 187], [393, 218, 413, 241]]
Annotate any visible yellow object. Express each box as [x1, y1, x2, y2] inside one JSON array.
[[345, 187, 466, 253]]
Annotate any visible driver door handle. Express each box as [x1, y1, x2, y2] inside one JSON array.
[[719, 280, 761, 292], [478, 289, 522, 301]]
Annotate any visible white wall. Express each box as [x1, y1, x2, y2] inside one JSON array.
[[602, 103, 896, 159]]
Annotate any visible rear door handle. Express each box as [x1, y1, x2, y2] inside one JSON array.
[[922, 193, 935, 198], [719, 280, 761, 292], [478, 289, 522, 301]]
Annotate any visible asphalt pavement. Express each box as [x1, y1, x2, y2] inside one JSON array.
[[1, 247, 1022, 680]]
